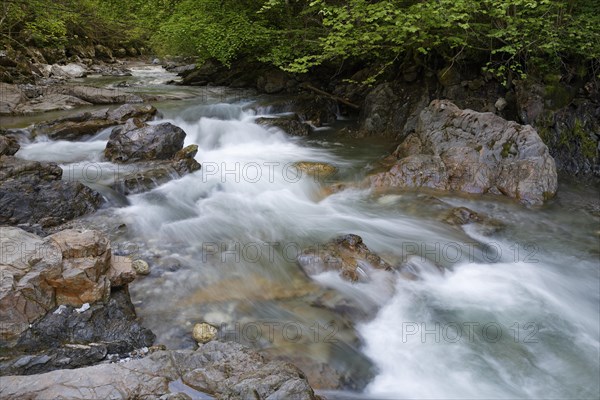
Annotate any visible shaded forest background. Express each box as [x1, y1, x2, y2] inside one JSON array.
[[1, 0, 599, 84]]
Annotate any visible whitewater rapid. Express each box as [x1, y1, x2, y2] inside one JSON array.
[[14, 66, 600, 399]]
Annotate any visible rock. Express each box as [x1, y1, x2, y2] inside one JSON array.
[[0, 228, 154, 374], [0, 134, 19, 156], [107, 256, 136, 287], [3, 287, 155, 375], [293, 161, 338, 179], [495, 97, 508, 111], [0, 228, 61, 343], [358, 81, 431, 138], [14, 94, 92, 114], [50, 63, 87, 79], [105, 120, 187, 162], [0, 344, 108, 376], [132, 259, 150, 275], [0, 341, 318, 400], [45, 85, 143, 104], [256, 69, 290, 93], [114, 48, 127, 58], [69, 45, 95, 59], [31, 104, 156, 140], [255, 114, 313, 136], [442, 207, 483, 225], [369, 100, 558, 205], [166, 64, 196, 74], [0, 83, 27, 114], [0, 228, 140, 343], [40, 48, 66, 64], [44, 229, 111, 306], [108, 103, 157, 122], [0, 156, 103, 227], [94, 45, 114, 62], [192, 323, 217, 344], [182, 341, 318, 399], [20, 287, 153, 352], [515, 80, 599, 176], [294, 94, 338, 127], [298, 234, 394, 282], [112, 159, 201, 194], [32, 109, 115, 140], [0, 50, 17, 67]]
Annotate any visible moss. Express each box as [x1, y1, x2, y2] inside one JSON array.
[[544, 82, 575, 110], [474, 144, 483, 151], [572, 119, 598, 160], [501, 140, 516, 158]]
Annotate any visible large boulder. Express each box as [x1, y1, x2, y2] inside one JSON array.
[[370, 100, 558, 205], [0, 228, 62, 344], [0, 228, 137, 345], [0, 156, 103, 227], [105, 119, 187, 162], [49, 63, 87, 79], [298, 234, 394, 282], [0, 341, 319, 399]]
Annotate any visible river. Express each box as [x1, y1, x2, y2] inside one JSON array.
[[11, 65, 600, 399]]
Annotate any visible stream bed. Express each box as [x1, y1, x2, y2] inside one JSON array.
[[8, 66, 600, 399]]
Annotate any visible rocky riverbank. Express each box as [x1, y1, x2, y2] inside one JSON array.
[[177, 58, 599, 178], [0, 228, 318, 399], [0, 53, 598, 399]]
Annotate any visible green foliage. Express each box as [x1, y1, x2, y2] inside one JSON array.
[[0, 0, 173, 49], [1, 0, 598, 85]]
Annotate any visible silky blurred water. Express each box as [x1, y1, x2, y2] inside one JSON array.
[[12, 66, 600, 399]]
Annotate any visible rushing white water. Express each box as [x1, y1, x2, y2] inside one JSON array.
[[12, 66, 600, 399]]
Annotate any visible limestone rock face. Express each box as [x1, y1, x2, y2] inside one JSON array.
[[370, 100, 558, 205], [0, 228, 138, 344], [0, 341, 319, 400]]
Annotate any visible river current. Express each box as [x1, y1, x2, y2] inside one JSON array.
[[11, 66, 600, 399]]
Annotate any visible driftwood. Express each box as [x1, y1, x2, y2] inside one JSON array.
[[300, 83, 360, 110]]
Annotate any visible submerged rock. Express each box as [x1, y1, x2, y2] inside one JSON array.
[[0, 341, 319, 400], [298, 234, 394, 282], [255, 114, 313, 136], [370, 100, 558, 205], [293, 161, 338, 179], [0, 156, 102, 228]]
